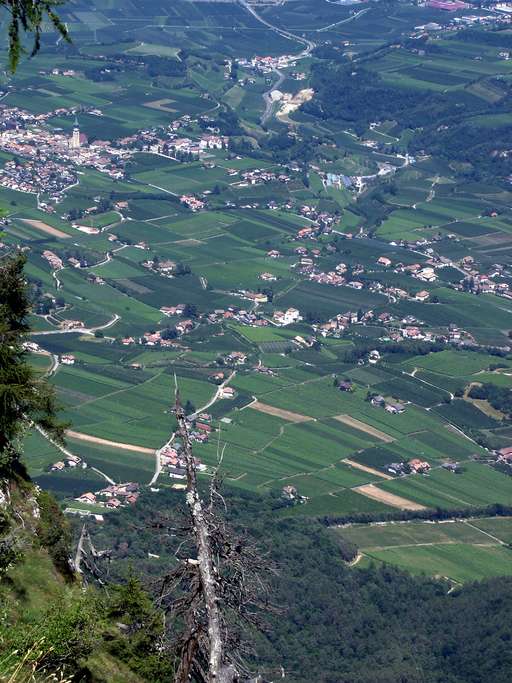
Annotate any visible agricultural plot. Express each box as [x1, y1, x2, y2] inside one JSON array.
[[337, 517, 512, 581], [377, 463, 512, 510], [5, 0, 512, 540]]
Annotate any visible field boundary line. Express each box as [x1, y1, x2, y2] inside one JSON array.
[[249, 400, 314, 423], [66, 430, 156, 454], [333, 414, 394, 442], [343, 458, 393, 480], [354, 484, 427, 511]]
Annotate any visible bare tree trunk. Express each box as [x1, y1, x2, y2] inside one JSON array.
[[175, 397, 237, 683]]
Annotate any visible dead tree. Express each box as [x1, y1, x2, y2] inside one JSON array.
[[159, 388, 274, 683]]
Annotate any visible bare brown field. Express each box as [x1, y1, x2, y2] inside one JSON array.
[[343, 459, 393, 480], [66, 430, 155, 454], [333, 415, 394, 442], [21, 219, 70, 238], [143, 98, 178, 112], [354, 484, 427, 511], [250, 401, 313, 423]]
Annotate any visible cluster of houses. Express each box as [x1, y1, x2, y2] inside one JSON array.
[[236, 54, 298, 75], [143, 258, 178, 278], [139, 320, 195, 345], [386, 458, 431, 476], [0, 105, 128, 203], [160, 303, 186, 316], [76, 482, 140, 509], [237, 289, 271, 305], [118, 123, 227, 159], [273, 307, 301, 326], [370, 394, 406, 414], [224, 351, 248, 365], [50, 452, 85, 472], [206, 307, 268, 327], [160, 423, 211, 477], [59, 319, 85, 330], [455, 257, 511, 299], [180, 195, 205, 211], [238, 169, 290, 186], [281, 484, 309, 504], [0, 158, 77, 197]]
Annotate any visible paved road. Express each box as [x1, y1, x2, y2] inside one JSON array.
[[31, 313, 120, 336], [149, 371, 236, 486]]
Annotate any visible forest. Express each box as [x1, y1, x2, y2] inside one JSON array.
[[86, 487, 512, 683]]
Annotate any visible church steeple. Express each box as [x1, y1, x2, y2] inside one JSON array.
[[70, 115, 81, 150]]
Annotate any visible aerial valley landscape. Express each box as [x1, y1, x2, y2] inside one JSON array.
[[1, 0, 512, 680]]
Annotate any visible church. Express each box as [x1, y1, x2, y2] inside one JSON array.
[[69, 116, 88, 150]]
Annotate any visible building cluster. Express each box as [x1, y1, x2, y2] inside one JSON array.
[[117, 121, 227, 159], [143, 258, 178, 278], [76, 482, 140, 509], [0, 105, 127, 201], [455, 257, 511, 298], [160, 434, 208, 477], [238, 169, 290, 186], [370, 394, 406, 414], [273, 307, 301, 326], [236, 54, 297, 74], [180, 195, 205, 211], [42, 249, 63, 270], [0, 157, 77, 197], [208, 306, 269, 328], [50, 452, 85, 472], [386, 458, 431, 476], [137, 320, 195, 346]]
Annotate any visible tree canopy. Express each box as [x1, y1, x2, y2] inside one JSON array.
[[2, 0, 69, 71]]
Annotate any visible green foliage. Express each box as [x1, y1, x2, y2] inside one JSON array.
[[36, 490, 73, 580], [104, 574, 174, 682], [2, 0, 70, 72], [85, 487, 512, 683], [1, 591, 103, 675], [0, 255, 67, 475], [469, 383, 512, 418]]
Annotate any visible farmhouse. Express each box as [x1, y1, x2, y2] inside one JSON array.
[[226, 351, 247, 365], [274, 308, 301, 326], [76, 492, 96, 505], [408, 458, 431, 473], [416, 267, 437, 282], [260, 272, 277, 282], [415, 290, 430, 302], [220, 386, 235, 399], [377, 256, 392, 267], [497, 446, 512, 462], [385, 402, 406, 414]]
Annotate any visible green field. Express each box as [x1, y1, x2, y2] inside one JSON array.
[[337, 517, 512, 582]]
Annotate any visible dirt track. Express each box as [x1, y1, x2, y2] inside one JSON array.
[[66, 430, 155, 454], [354, 484, 427, 511], [250, 401, 313, 423], [334, 414, 394, 442], [343, 459, 393, 480], [21, 219, 70, 238]]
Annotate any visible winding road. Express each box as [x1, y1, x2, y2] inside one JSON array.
[[239, 0, 316, 125]]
